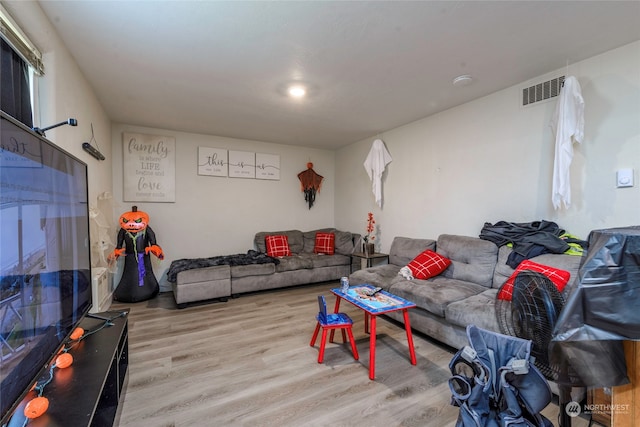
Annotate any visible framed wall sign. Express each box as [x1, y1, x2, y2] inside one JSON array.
[[255, 153, 280, 180], [198, 147, 227, 176], [228, 150, 255, 178], [123, 132, 175, 202]]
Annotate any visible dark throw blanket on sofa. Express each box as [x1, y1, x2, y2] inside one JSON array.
[[167, 250, 279, 282]]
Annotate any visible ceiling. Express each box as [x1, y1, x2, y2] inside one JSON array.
[[37, 1, 640, 150]]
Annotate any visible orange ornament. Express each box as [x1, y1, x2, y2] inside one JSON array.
[[24, 396, 49, 419], [55, 353, 74, 369], [70, 327, 84, 340]]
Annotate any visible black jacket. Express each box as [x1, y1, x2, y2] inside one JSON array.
[[479, 220, 570, 268]]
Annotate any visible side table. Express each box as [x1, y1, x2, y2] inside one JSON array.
[[351, 252, 389, 272]]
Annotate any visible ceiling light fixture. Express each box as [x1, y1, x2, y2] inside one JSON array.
[[452, 74, 473, 87], [287, 85, 307, 98]]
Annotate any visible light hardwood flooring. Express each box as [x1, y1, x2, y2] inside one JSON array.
[[112, 282, 590, 427]]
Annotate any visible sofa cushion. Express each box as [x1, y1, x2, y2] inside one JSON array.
[[314, 232, 335, 255], [256, 230, 304, 253], [303, 228, 331, 252], [348, 264, 404, 291], [497, 259, 571, 301], [436, 234, 498, 288], [307, 253, 350, 268], [275, 255, 313, 272], [230, 263, 275, 278], [493, 245, 518, 288], [389, 237, 437, 266], [265, 235, 292, 257], [389, 277, 487, 318], [176, 264, 230, 284], [407, 249, 451, 279], [334, 230, 356, 255], [445, 289, 499, 331], [302, 229, 355, 255]]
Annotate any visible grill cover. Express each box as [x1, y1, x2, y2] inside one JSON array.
[[551, 226, 640, 387]]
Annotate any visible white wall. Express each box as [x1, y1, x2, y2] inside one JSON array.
[[336, 41, 640, 253], [9, 0, 640, 286], [5, 1, 114, 256], [111, 123, 336, 290]]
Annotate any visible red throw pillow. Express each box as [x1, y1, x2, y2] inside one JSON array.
[[265, 235, 291, 257], [314, 232, 335, 255], [407, 249, 451, 280], [497, 260, 571, 301]]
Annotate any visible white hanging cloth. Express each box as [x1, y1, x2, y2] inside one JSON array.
[[550, 76, 584, 210], [363, 139, 392, 207]]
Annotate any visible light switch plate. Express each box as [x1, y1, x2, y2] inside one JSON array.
[[616, 169, 634, 188]]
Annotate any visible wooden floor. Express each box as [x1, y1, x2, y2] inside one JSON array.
[[112, 282, 588, 427]]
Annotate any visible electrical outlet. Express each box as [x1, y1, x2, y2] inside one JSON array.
[[617, 169, 634, 188]]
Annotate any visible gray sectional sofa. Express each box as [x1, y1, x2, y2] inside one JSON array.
[[348, 234, 582, 351], [172, 228, 360, 307]]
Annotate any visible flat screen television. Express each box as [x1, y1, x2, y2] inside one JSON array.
[[0, 110, 92, 424]]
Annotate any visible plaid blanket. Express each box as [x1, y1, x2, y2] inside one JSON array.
[[167, 250, 279, 282]]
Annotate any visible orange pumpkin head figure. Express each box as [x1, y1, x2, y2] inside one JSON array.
[[119, 206, 149, 233], [109, 206, 163, 303]]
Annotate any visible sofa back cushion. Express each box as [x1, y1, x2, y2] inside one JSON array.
[[255, 230, 304, 253], [265, 235, 292, 257], [334, 230, 357, 255], [436, 234, 498, 288], [303, 229, 356, 255], [389, 237, 436, 266], [303, 228, 331, 253], [313, 232, 335, 255]]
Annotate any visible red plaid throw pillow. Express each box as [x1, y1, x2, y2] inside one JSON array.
[[407, 249, 451, 280], [265, 235, 292, 257], [497, 260, 571, 301], [314, 232, 335, 255]]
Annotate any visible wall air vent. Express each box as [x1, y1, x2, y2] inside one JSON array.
[[522, 75, 565, 106]]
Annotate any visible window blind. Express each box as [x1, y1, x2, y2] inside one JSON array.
[[0, 5, 44, 75]]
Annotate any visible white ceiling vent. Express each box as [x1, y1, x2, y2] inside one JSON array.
[[522, 75, 565, 107]]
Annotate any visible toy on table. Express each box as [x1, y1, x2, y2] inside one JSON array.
[[108, 206, 164, 302]]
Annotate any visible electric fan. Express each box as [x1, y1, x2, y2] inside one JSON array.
[[496, 270, 582, 427]]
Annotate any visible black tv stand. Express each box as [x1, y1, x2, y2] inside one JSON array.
[[86, 310, 129, 323], [8, 309, 129, 427]]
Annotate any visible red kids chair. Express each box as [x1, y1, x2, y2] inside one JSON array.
[[310, 295, 359, 363]]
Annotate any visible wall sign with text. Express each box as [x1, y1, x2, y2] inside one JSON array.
[[228, 150, 256, 178], [123, 132, 175, 202], [198, 147, 227, 177], [255, 153, 280, 180]]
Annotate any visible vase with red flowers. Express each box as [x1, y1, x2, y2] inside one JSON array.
[[363, 212, 376, 255]]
